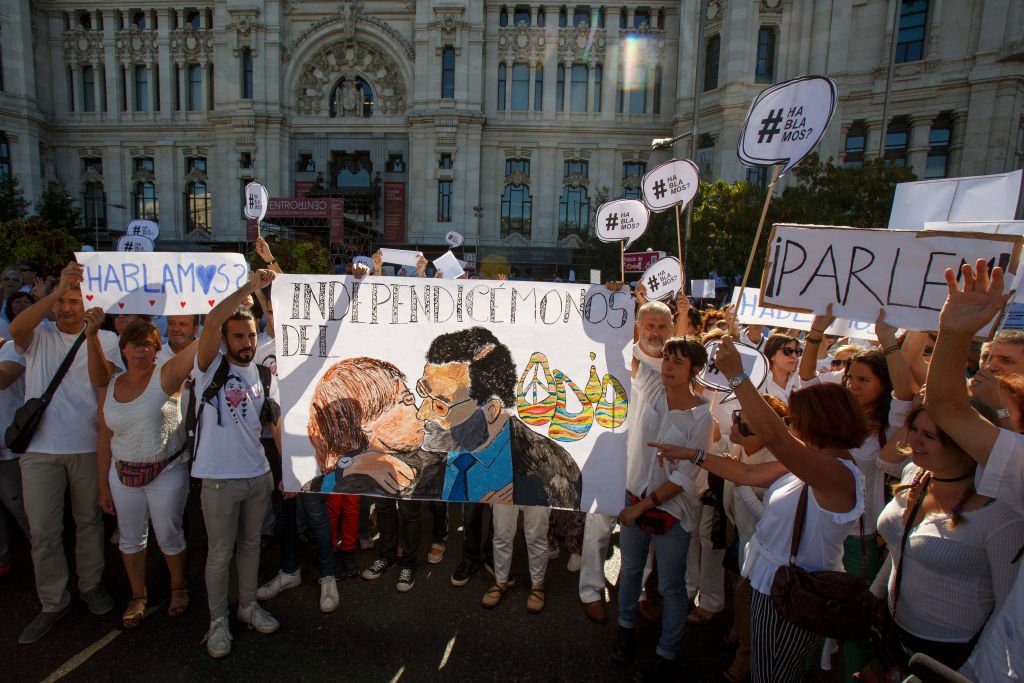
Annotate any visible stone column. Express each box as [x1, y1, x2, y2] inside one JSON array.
[[907, 115, 931, 179]]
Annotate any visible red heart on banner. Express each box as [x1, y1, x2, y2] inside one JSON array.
[[208, 300, 215, 307], [148, 300, 155, 306], [85, 295, 94, 301], [180, 301, 187, 308], [117, 302, 125, 309]]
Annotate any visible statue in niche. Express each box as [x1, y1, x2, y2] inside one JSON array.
[[340, 79, 359, 114]]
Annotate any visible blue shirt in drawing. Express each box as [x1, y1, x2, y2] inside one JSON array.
[[442, 421, 513, 502]]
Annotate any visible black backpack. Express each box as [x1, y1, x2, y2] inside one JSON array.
[[183, 356, 277, 462]]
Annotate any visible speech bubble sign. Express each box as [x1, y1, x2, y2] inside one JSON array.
[[737, 75, 838, 177], [243, 181, 269, 222], [125, 219, 159, 241], [697, 340, 769, 404], [116, 235, 154, 252], [641, 159, 700, 213], [639, 256, 683, 301], [595, 199, 650, 248], [445, 230, 464, 247]]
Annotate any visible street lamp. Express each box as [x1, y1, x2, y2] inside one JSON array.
[[472, 205, 483, 274]]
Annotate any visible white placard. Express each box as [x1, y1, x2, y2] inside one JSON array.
[[730, 287, 876, 338], [379, 248, 422, 267], [433, 250, 465, 279], [697, 340, 769, 404], [640, 256, 683, 301], [595, 199, 650, 248], [125, 219, 159, 241], [243, 181, 269, 222], [737, 75, 838, 177], [445, 231, 464, 248], [758, 224, 1023, 335], [590, 269, 601, 285], [692, 279, 716, 298], [923, 221, 1024, 235], [116, 235, 154, 252], [888, 170, 1023, 230], [272, 276, 634, 515], [75, 251, 250, 314], [641, 159, 700, 213]]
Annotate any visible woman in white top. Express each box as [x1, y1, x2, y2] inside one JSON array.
[[762, 333, 801, 404], [92, 319, 196, 628], [652, 336, 869, 683], [872, 404, 1024, 670]]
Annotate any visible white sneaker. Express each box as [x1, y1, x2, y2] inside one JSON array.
[[567, 552, 582, 573], [236, 602, 280, 634], [319, 576, 339, 613], [203, 616, 233, 658], [548, 546, 560, 561], [256, 569, 301, 600]]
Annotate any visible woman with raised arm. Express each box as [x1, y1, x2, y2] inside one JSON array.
[[651, 336, 868, 683], [93, 318, 197, 627]]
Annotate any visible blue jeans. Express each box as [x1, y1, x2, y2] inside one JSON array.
[[274, 490, 334, 578], [617, 520, 691, 661]]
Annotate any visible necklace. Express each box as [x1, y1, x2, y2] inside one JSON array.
[[929, 471, 974, 483]]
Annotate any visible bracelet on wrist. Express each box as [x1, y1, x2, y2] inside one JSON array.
[[690, 449, 707, 467], [884, 344, 901, 356], [649, 491, 661, 507], [265, 259, 277, 265], [806, 335, 823, 344]]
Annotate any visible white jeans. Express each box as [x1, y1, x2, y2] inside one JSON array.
[[579, 513, 615, 602], [491, 504, 549, 586], [109, 461, 188, 555], [685, 499, 725, 612]]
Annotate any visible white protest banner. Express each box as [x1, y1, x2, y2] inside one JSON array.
[[737, 75, 838, 176], [731, 286, 875, 338], [272, 277, 634, 515], [445, 230, 464, 248], [595, 199, 650, 248], [432, 250, 465, 279], [692, 279, 716, 299], [888, 170, 1023, 230], [125, 219, 159, 241], [243, 181, 269, 222], [75, 251, 250, 314], [116, 235, 154, 252], [1001, 303, 1024, 332], [640, 256, 683, 301], [379, 248, 422, 267], [923, 221, 1024, 236], [758, 224, 1023, 335], [641, 159, 700, 213], [697, 340, 769, 404]]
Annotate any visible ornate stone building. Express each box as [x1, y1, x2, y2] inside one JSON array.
[[0, 1, 1021, 274]]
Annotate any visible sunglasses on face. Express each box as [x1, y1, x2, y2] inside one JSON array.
[[732, 410, 755, 438], [831, 358, 848, 370], [415, 379, 474, 417], [780, 346, 802, 357]]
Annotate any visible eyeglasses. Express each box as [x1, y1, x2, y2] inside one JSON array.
[[780, 346, 802, 357], [830, 358, 848, 370], [732, 410, 754, 438], [415, 379, 474, 417], [2, 276, 21, 282]]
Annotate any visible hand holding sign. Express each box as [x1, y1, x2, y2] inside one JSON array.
[[640, 257, 683, 302], [641, 159, 700, 213], [595, 199, 650, 248], [738, 75, 838, 177], [445, 231, 464, 248], [697, 338, 769, 404]]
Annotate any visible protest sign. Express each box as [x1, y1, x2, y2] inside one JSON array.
[[379, 248, 422, 267], [595, 199, 650, 248], [730, 286, 875, 338], [758, 224, 1023, 335], [923, 221, 1024, 236], [445, 231, 464, 248], [888, 170, 1023, 230], [697, 340, 769, 404], [272, 276, 633, 514], [75, 251, 249, 314], [641, 159, 700, 213], [624, 250, 666, 272], [125, 219, 159, 241], [737, 75, 838, 177], [243, 181, 269, 222], [692, 279, 716, 299], [116, 235, 154, 252], [433, 250, 465, 279], [640, 256, 683, 301]]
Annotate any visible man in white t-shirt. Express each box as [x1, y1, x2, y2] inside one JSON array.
[[157, 314, 200, 364], [0, 340, 31, 579], [193, 269, 282, 659], [10, 262, 123, 644]]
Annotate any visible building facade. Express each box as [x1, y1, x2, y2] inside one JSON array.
[[0, 1, 1021, 274]]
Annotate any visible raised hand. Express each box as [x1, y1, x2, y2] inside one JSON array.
[[939, 259, 1010, 337]]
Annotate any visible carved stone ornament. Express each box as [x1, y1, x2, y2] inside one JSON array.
[[563, 172, 589, 188], [184, 166, 208, 184], [557, 25, 607, 65], [227, 14, 263, 56], [706, 0, 724, 25], [295, 40, 407, 116], [505, 170, 529, 186], [286, 2, 415, 63], [132, 168, 156, 184], [62, 29, 104, 67], [115, 29, 157, 64], [81, 167, 104, 185], [428, 13, 470, 42], [170, 27, 215, 63], [497, 25, 547, 65], [761, 0, 783, 12]]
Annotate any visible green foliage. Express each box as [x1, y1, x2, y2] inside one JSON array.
[[688, 180, 771, 287], [246, 236, 332, 274], [0, 176, 30, 222], [35, 183, 82, 235], [0, 217, 80, 274]]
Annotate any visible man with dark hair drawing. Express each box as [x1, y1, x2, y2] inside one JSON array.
[[416, 326, 582, 509]]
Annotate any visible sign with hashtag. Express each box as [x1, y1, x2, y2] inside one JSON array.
[[116, 235, 154, 252], [641, 159, 700, 213], [696, 340, 769, 404], [738, 75, 838, 176], [639, 256, 683, 302], [243, 181, 270, 222], [595, 199, 650, 247], [125, 219, 159, 241]]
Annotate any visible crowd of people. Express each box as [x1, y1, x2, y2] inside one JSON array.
[[1, 241, 1022, 683]]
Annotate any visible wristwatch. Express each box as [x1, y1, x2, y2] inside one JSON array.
[[336, 455, 354, 470], [728, 372, 750, 389], [997, 408, 1010, 420]]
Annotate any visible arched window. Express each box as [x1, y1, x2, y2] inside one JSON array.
[[132, 157, 157, 220], [501, 158, 532, 238], [184, 156, 210, 232], [82, 157, 105, 229], [329, 77, 373, 118]]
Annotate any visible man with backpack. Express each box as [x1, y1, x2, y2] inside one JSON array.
[[191, 269, 281, 658]]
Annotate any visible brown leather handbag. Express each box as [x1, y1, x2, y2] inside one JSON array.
[[769, 485, 873, 641]]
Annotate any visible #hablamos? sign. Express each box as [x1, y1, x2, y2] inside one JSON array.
[[243, 181, 269, 222], [640, 256, 683, 301], [116, 235, 154, 252], [445, 231, 464, 248], [697, 340, 769, 404], [595, 199, 650, 248], [738, 75, 838, 177], [641, 159, 700, 213], [125, 219, 159, 241]]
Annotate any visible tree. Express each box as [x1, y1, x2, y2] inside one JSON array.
[[0, 176, 30, 222], [0, 217, 80, 274], [35, 183, 82, 235], [246, 236, 332, 274]]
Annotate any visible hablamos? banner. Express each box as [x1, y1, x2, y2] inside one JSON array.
[[641, 159, 700, 213], [595, 199, 650, 248]]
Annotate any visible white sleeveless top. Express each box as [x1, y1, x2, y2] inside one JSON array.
[[104, 364, 184, 464]]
